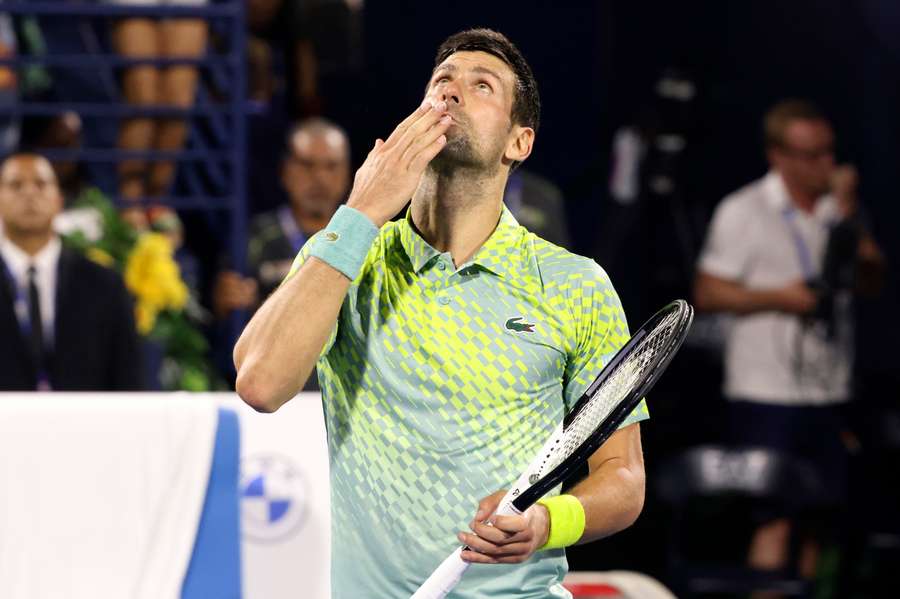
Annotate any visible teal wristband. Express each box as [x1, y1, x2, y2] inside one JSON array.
[[309, 205, 379, 280], [536, 494, 585, 550]]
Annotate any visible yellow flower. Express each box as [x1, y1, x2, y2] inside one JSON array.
[[86, 247, 115, 268], [124, 233, 190, 333], [135, 301, 158, 335]]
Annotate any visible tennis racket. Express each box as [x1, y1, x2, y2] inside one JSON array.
[[410, 299, 694, 599]]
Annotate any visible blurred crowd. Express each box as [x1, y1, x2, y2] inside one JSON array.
[[0, 2, 897, 598]]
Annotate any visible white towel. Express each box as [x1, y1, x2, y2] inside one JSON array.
[[0, 393, 218, 599]]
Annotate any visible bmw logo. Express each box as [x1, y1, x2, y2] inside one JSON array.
[[240, 454, 309, 543]]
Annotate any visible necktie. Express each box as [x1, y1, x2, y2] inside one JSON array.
[[27, 265, 45, 371]]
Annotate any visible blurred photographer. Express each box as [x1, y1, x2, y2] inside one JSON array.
[[693, 99, 885, 595]]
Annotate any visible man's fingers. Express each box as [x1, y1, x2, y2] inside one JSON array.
[[460, 544, 533, 564], [469, 519, 529, 545], [458, 531, 512, 556], [393, 100, 448, 152], [383, 99, 437, 147], [468, 521, 510, 544], [408, 134, 447, 173], [474, 490, 507, 521], [489, 515, 529, 534], [402, 115, 451, 168], [366, 138, 384, 158]]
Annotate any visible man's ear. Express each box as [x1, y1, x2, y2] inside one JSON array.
[[505, 125, 535, 164]]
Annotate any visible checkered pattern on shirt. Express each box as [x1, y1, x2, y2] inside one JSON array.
[[285, 206, 648, 598]]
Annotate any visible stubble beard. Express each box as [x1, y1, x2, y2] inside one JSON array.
[[429, 126, 508, 180], [430, 130, 481, 174]]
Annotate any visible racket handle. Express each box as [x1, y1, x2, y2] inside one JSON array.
[[410, 502, 523, 598], [410, 547, 469, 599]]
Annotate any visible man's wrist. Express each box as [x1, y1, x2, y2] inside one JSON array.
[[345, 196, 389, 229], [308, 205, 379, 281], [536, 494, 585, 550]]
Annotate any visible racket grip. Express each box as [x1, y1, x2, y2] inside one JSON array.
[[410, 502, 522, 598], [410, 547, 469, 599]]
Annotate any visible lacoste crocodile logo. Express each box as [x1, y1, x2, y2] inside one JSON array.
[[505, 317, 535, 333]]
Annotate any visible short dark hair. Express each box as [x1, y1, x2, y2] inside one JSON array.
[[764, 99, 829, 149], [435, 28, 541, 143]]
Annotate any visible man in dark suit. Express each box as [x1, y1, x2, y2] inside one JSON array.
[[0, 153, 141, 390]]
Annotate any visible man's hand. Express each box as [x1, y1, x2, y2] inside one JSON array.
[[346, 99, 452, 227], [213, 271, 259, 318], [458, 490, 550, 565]]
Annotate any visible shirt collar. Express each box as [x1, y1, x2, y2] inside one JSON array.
[[763, 170, 793, 212], [0, 235, 62, 281], [397, 205, 525, 278]]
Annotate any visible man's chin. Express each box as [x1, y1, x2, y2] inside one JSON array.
[[5, 222, 52, 236], [432, 138, 480, 169]]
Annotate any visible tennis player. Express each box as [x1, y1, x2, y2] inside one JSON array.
[[235, 28, 648, 598]]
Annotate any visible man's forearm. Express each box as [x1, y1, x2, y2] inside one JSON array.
[[568, 456, 645, 544], [693, 273, 787, 315], [234, 257, 351, 412]]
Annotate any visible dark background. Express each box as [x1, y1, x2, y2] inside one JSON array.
[[236, 0, 900, 585], [342, 0, 900, 582]]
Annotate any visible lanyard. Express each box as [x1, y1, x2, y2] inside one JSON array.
[[278, 206, 309, 254], [2, 260, 52, 390], [780, 206, 821, 281]]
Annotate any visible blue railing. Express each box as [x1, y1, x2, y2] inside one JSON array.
[[0, 0, 248, 274]]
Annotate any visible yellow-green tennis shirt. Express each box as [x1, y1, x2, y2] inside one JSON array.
[[287, 206, 649, 598]]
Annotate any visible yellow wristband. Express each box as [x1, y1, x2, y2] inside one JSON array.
[[536, 494, 585, 550]]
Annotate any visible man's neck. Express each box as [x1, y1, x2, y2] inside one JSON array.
[[410, 166, 507, 267], [3, 231, 54, 257], [290, 204, 330, 235]]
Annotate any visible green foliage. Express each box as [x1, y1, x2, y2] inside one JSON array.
[[61, 188, 221, 391]]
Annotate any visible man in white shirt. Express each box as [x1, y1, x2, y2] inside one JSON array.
[[694, 99, 884, 593], [0, 153, 141, 390]]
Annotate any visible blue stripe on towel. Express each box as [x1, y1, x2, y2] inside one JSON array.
[[182, 407, 242, 599]]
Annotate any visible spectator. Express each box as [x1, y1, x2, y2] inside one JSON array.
[[693, 99, 885, 596], [0, 153, 142, 391], [105, 0, 209, 223], [213, 117, 349, 388], [246, 0, 364, 115]]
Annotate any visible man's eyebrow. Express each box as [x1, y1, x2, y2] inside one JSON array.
[[471, 65, 502, 82], [431, 63, 457, 77], [431, 63, 502, 81]]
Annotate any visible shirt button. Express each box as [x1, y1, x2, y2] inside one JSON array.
[[437, 261, 447, 271], [437, 295, 451, 305]]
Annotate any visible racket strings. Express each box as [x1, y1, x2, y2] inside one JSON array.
[[536, 309, 683, 479]]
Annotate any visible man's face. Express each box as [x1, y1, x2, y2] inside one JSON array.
[[282, 129, 350, 219], [0, 156, 63, 237], [425, 51, 521, 172], [769, 119, 835, 197]]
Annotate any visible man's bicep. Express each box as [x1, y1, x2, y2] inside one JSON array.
[[563, 264, 631, 408], [563, 265, 651, 425], [586, 422, 644, 475], [697, 199, 753, 281]]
